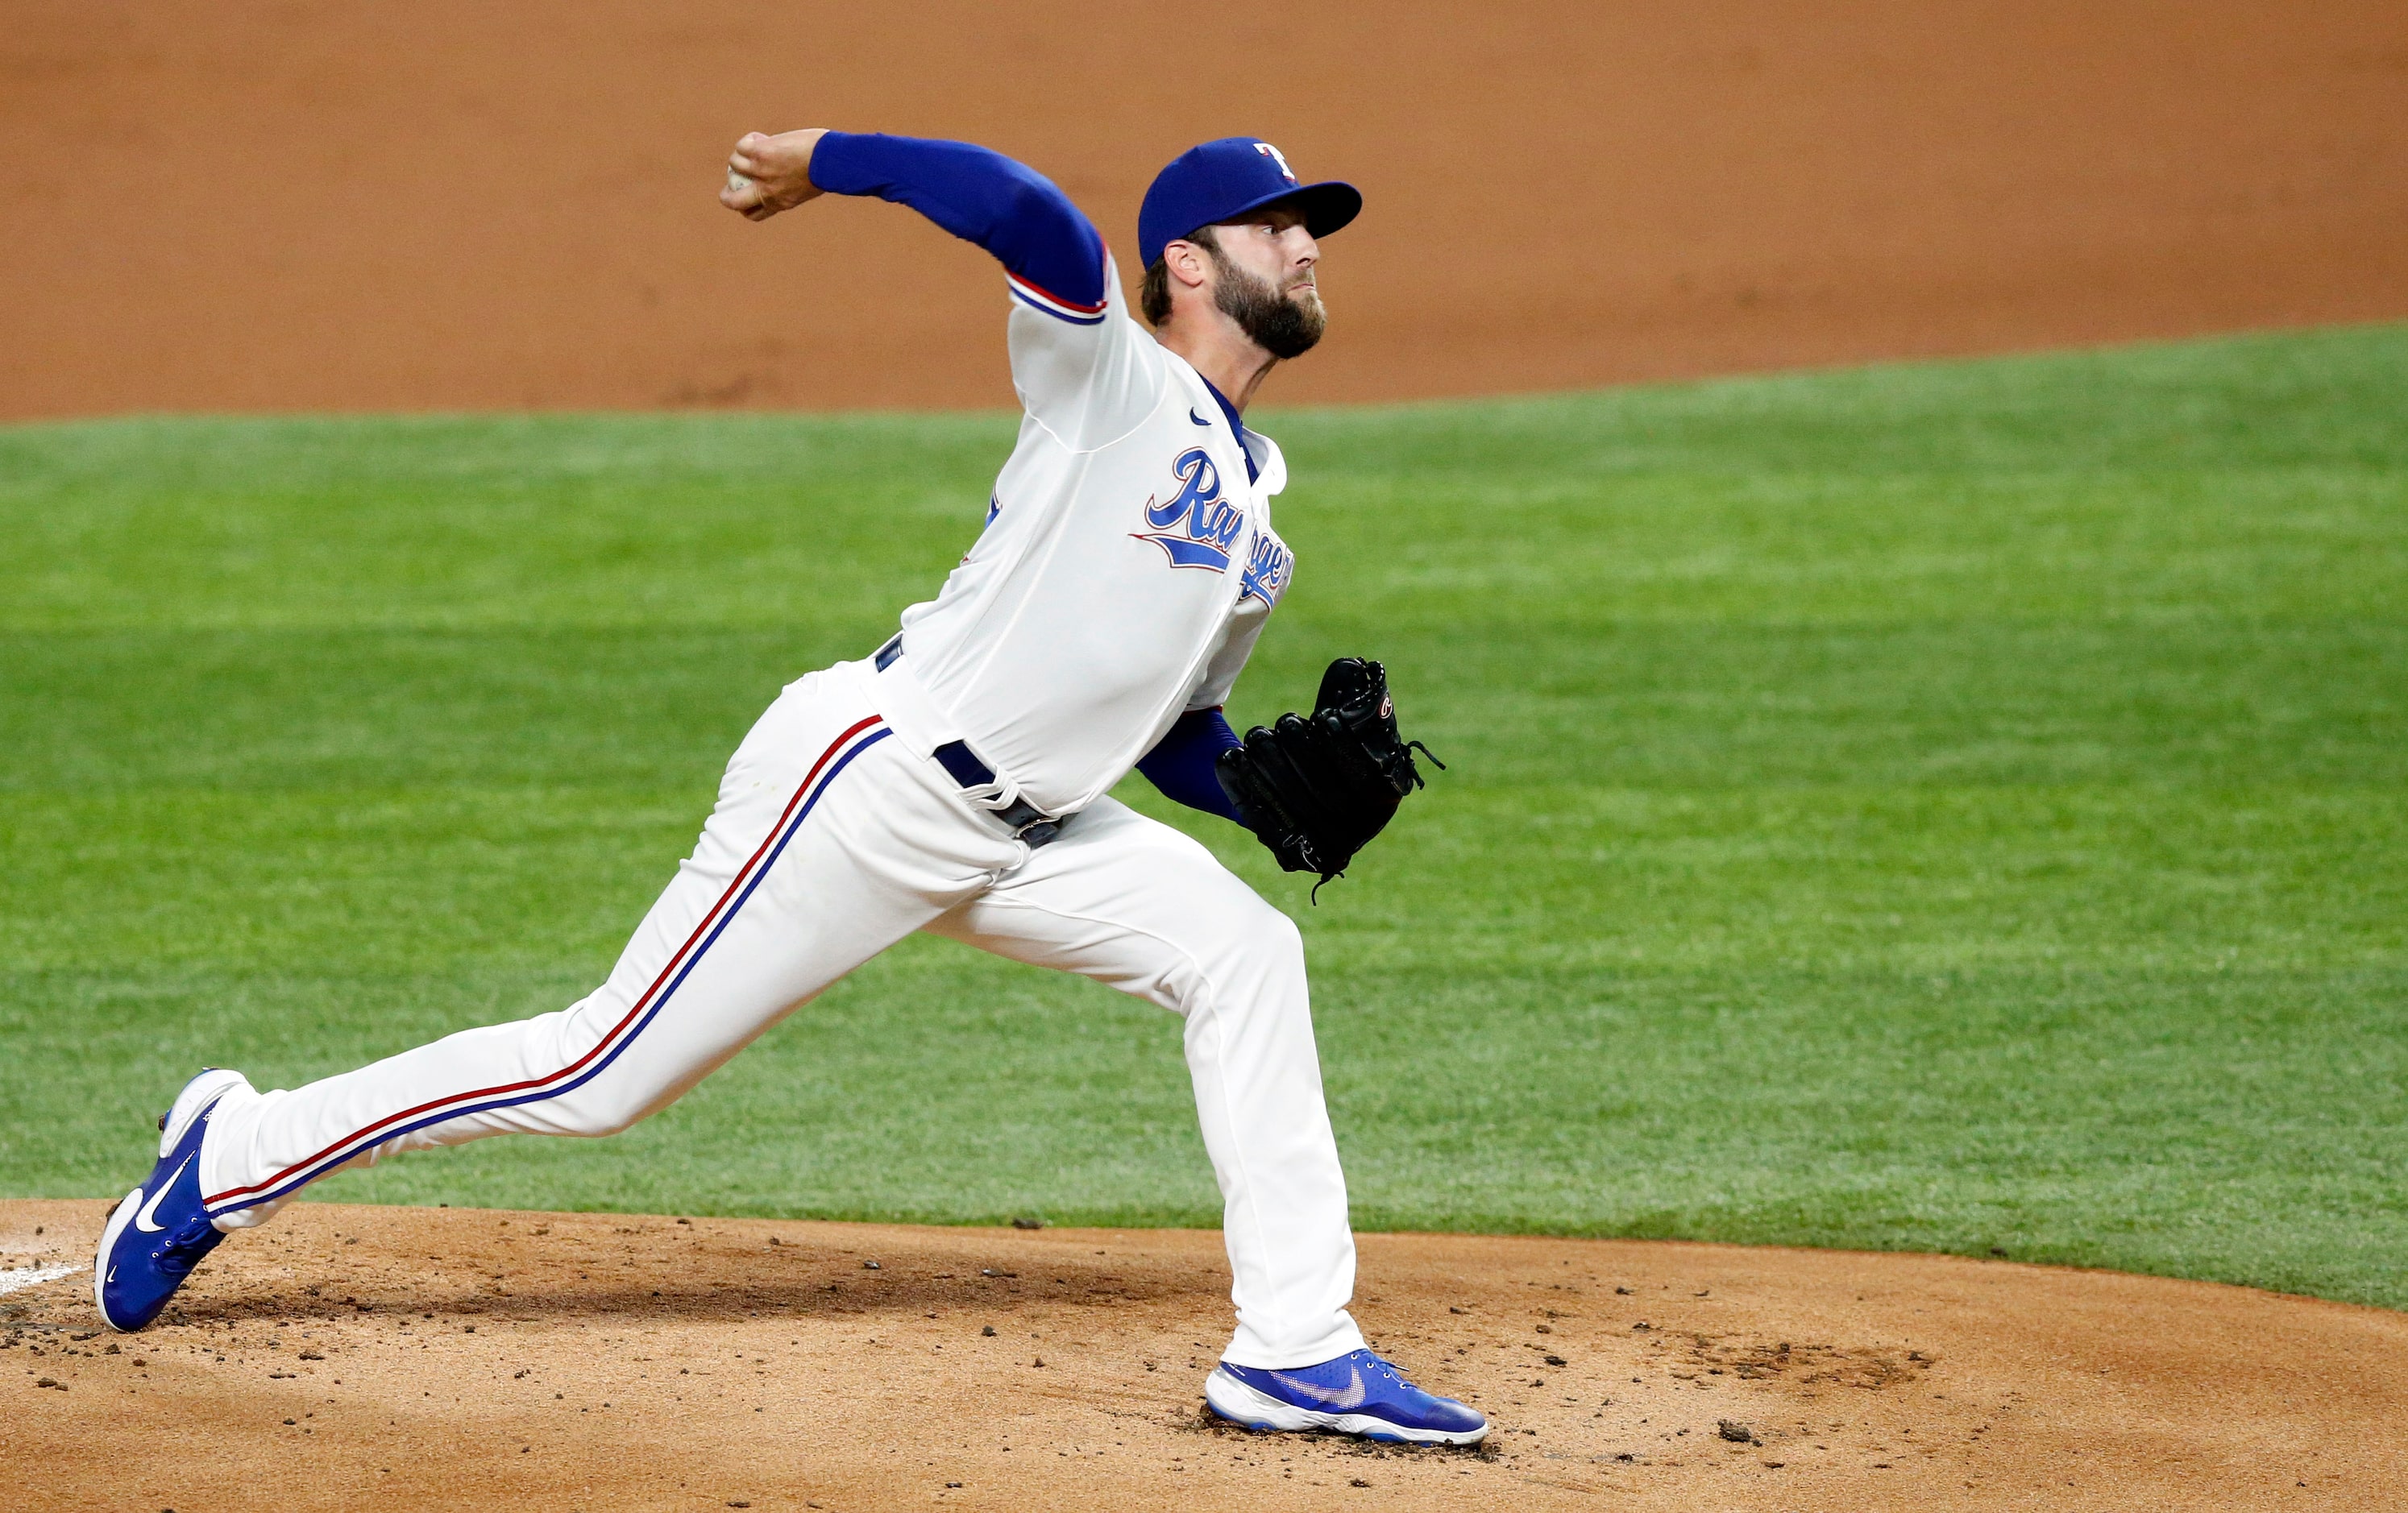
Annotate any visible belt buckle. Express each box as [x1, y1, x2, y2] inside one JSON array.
[[997, 796, 1061, 848], [933, 739, 1065, 848]]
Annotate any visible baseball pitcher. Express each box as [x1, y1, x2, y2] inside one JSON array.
[[95, 126, 1480, 1444]]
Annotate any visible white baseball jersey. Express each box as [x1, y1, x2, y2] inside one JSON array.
[[880, 257, 1295, 819], [165, 135, 1376, 1379]]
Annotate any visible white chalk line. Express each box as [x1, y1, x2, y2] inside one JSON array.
[[0, 1263, 86, 1296]]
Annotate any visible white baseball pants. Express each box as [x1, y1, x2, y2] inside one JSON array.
[[194, 658, 1366, 1369]]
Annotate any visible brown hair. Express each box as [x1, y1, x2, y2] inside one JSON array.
[[1140, 225, 1220, 326]]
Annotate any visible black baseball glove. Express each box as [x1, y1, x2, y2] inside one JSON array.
[[1214, 657, 1444, 895]]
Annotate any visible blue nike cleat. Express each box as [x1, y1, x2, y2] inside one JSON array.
[[1205, 1348, 1490, 1445], [94, 1068, 253, 1333]]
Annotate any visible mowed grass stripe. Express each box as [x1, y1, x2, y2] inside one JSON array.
[[1, 324, 2402, 1305]]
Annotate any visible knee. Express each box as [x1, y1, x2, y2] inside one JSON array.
[[1185, 893, 1307, 1003], [535, 1080, 668, 1140], [571, 1104, 646, 1139], [1261, 906, 1306, 973], [498, 1005, 692, 1139]]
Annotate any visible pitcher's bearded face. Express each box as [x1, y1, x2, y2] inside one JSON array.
[[1208, 242, 1327, 359]]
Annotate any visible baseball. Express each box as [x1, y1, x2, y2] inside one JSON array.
[[725, 166, 753, 194]]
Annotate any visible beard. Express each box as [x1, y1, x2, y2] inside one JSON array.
[[1208, 247, 1327, 359]]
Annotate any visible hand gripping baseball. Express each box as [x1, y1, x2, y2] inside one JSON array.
[[720, 129, 828, 222], [1214, 658, 1445, 898]]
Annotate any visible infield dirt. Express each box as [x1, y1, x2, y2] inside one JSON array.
[[6, 1200, 2402, 1511], [6, 1, 2407, 417]]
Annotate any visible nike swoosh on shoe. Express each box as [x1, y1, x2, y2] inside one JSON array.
[[1267, 1364, 1367, 1409], [133, 1154, 193, 1233]]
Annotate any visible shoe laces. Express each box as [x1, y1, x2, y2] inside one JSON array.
[[156, 1217, 218, 1277], [1361, 1352, 1420, 1393]]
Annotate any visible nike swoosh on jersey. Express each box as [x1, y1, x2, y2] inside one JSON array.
[[1266, 1364, 1368, 1409], [1189, 408, 1213, 426], [134, 1154, 194, 1233]]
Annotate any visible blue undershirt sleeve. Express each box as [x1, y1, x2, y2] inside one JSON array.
[[808, 131, 1106, 311], [1135, 708, 1245, 823]]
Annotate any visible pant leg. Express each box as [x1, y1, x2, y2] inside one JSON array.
[[200, 664, 1023, 1225], [924, 796, 1367, 1369]]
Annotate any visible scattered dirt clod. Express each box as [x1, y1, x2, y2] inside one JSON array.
[[2, 1199, 2400, 1508]]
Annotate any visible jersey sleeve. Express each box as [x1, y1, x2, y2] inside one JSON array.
[[1135, 708, 1244, 821], [809, 131, 1105, 309], [808, 131, 1162, 450], [1189, 510, 1292, 712], [1004, 253, 1165, 449], [1187, 602, 1271, 714]]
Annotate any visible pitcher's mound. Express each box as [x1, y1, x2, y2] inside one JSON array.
[[4, 1200, 2399, 1510]]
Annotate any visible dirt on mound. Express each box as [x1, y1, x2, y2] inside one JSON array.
[[4, 1200, 2401, 1510], [6, 2, 2407, 419]]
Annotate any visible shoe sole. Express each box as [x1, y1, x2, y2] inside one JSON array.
[[1203, 1369, 1490, 1445], [93, 1069, 251, 1332], [91, 1187, 147, 1330]]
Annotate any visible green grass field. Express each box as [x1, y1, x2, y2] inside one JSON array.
[[3, 326, 2402, 1307]]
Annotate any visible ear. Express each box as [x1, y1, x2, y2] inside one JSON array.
[[1163, 238, 1214, 294]]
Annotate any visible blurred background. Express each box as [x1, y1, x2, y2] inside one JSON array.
[[5, 0, 2405, 416]]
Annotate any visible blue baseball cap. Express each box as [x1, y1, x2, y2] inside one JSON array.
[[1138, 138, 1361, 270]]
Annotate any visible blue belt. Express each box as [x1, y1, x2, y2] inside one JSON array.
[[873, 635, 1062, 848]]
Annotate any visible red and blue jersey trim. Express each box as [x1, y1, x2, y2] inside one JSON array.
[[1008, 271, 1108, 325], [201, 715, 894, 1215], [811, 132, 1109, 318]]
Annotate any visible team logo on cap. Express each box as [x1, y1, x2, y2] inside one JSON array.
[[1134, 447, 1244, 571], [1254, 142, 1297, 184]]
